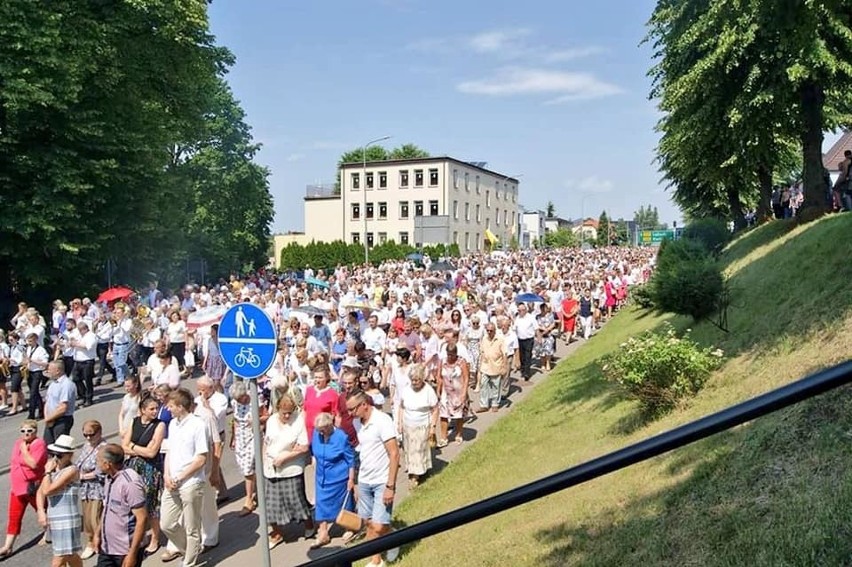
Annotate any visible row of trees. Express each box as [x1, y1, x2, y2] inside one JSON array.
[[279, 240, 461, 271], [0, 1, 273, 304], [647, 0, 852, 227], [542, 203, 666, 248]]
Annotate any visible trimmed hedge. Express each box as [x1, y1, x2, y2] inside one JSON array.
[[279, 240, 460, 270]]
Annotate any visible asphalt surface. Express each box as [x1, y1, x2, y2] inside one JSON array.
[[0, 337, 576, 566]]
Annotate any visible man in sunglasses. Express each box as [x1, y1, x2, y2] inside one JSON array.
[[346, 390, 400, 567]]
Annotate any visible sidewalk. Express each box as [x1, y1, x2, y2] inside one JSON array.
[[181, 336, 580, 567]]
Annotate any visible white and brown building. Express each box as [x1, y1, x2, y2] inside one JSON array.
[[302, 157, 521, 253]]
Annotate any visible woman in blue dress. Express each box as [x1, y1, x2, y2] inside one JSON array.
[[310, 412, 355, 548], [329, 328, 348, 378]]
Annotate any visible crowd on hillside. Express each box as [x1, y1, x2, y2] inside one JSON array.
[[0, 246, 656, 567]]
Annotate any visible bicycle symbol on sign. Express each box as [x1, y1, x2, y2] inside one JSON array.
[[234, 347, 261, 369]]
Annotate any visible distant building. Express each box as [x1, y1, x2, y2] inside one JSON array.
[[521, 210, 546, 248], [544, 216, 572, 234], [272, 232, 313, 268], [571, 218, 598, 242], [302, 157, 521, 253]]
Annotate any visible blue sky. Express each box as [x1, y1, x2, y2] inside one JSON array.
[[208, 0, 679, 233]]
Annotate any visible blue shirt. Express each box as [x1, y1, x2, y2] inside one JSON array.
[[45, 375, 76, 417]]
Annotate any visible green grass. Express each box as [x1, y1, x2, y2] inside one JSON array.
[[390, 215, 852, 567]]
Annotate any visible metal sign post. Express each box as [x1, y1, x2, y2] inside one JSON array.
[[217, 303, 278, 567]]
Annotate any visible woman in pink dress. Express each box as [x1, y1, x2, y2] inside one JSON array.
[[0, 419, 48, 557], [604, 278, 617, 319], [302, 366, 338, 443]]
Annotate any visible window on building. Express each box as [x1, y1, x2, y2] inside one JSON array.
[[453, 231, 459, 244], [351, 172, 360, 190], [453, 169, 459, 189], [414, 169, 424, 187], [476, 233, 481, 251], [464, 232, 470, 251], [400, 201, 409, 219], [351, 203, 360, 220], [366, 172, 374, 189], [453, 200, 459, 219], [464, 202, 470, 221], [379, 171, 387, 189], [512, 192, 516, 204], [475, 175, 480, 193], [476, 204, 481, 223], [366, 232, 374, 248], [486, 218, 491, 230], [378, 232, 387, 245], [464, 172, 469, 191], [429, 200, 439, 216], [400, 231, 409, 245], [400, 170, 409, 188], [352, 232, 360, 244], [414, 200, 424, 216], [496, 208, 500, 226], [486, 190, 490, 207], [429, 168, 439, 186], [366, 202, 374, 219], [511, 211, 516, 227], [378, 201, 387, 219]]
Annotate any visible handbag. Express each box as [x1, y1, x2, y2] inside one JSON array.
[[335, 491, 362, 532], [26, 479, 39, 497]]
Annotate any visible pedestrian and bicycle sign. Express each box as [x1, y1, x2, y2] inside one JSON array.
[[218, 303, 277, 380]]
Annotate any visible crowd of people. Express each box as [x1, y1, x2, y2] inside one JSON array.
[[0, 246, 656, 567]]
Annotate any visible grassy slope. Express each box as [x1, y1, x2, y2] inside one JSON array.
[[391, 215, 852, 567]]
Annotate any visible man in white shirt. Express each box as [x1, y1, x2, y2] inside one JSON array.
[[70, 320, 98, 406], [347, 390, 400, 567], [513, 303, 537, 381], [111, 304, 133, 386], [194, 377, 228, 497], [160, 388, 208, 567], [361, 315, 387, 355]]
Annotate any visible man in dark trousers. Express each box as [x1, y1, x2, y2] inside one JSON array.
[[92, 443, 147, 567]]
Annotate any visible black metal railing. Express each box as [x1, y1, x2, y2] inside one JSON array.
[[299, 360, 852, 567]]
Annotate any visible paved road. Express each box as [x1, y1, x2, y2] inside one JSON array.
[[0, 337, 577, 566]]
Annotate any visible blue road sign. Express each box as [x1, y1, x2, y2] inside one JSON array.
[[218, 303, 277, 380]]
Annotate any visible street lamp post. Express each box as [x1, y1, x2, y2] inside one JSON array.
[[363, 135, 392, 264]]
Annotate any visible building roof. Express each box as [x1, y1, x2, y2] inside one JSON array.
[[823, 130, 852, 171], [339, 155, 520, 183]]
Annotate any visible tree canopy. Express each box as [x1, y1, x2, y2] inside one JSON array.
[[647, 0, 852, 225], [0, 0, 273, 305]]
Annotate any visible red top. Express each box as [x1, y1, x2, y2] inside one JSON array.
[[10, 437, 47, 497], [336, 394, 359, 447], [302, 386, 339, 442]]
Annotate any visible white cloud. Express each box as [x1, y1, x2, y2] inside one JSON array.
[[543, 46, 606, 62], [285, 152, 306, 162], [468, 28, 531, 54], [564, 176, 615, 194], [457, 67, 622, 102]]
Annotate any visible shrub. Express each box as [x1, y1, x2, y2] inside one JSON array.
[[650, 239, 724, 321], [632, 285, 655, 309], [603, 323, 724, 416], [682, 218, 731, 255]]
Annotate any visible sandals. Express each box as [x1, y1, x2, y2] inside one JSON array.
[[268, 535, 284, 550], [436, 438, 448, 448], [309, 537, 331, 549], [237, 503, 256, 517]]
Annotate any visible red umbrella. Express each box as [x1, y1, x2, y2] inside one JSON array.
[[96, 286, 134, 304]]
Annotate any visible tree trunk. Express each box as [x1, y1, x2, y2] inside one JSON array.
[[756, 164, 773, 220], [800, 80, 828, 214], [726, 186, 746, 230]]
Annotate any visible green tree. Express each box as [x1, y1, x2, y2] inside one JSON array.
[[543, 228, 578, 249], [596, 211, 611, 247], [634, 205, 663, 230], [0, 0, 270, 299], [389, 143, 430, 159], [546, 201, 556, 218]]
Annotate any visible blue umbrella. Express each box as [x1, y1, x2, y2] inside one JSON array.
[[515, 292, 545, 304], [305, 277, 329, 289], [406, 252, 424, 261]]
